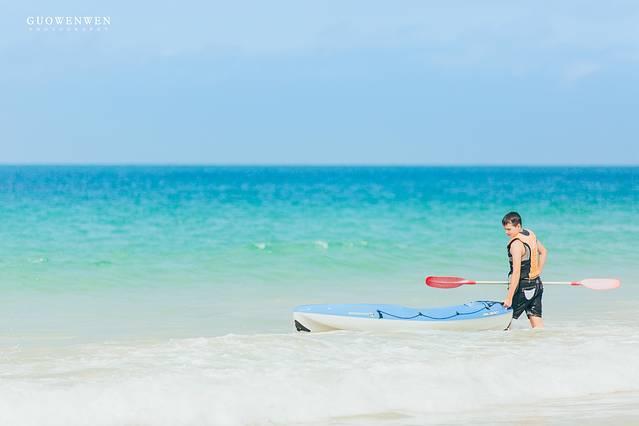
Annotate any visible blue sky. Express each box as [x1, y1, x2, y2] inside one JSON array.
[[1, 1, 638, 165]]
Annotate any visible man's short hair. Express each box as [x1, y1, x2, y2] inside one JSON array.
[[502, 211, 522, 226]]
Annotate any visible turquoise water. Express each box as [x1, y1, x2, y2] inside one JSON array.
[[1, 166, 638, 425]]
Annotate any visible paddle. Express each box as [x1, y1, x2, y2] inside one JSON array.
[[425, 276, 621, 291]]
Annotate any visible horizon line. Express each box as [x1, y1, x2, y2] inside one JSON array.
[[0, 163, 637, 168]]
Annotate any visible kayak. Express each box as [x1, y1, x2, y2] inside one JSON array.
[[293, 300, 512, 332]]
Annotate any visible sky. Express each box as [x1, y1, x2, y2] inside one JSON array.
[[1, 1, 638, 165]]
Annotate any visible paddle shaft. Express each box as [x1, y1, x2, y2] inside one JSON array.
[[474, 280, 577, 285], [426, 276, 619, 290]]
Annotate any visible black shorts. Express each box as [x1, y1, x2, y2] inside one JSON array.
[[511, 277, 543, 319]]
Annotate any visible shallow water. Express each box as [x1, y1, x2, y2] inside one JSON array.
[[0, 166, 637, 424], [1, 324, 638, 425]]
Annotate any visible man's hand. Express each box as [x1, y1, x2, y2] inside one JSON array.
[[503, 296, 513, 308]]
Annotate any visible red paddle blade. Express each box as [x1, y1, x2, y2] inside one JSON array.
[[575, 278, 621, 291], [425, 276, 477, 289]]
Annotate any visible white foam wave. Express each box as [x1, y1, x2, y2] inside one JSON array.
[[314, 240, 329, 249], [1, 327, 638, 425]]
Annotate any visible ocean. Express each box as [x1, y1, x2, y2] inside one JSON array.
[[0, 166, 637, 425]]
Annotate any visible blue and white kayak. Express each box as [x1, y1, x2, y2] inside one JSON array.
[[293, 300, 512, 332]]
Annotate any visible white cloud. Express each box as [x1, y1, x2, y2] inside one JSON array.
[[563, 62, 601, 83]]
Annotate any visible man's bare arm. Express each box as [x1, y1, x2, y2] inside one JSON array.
[[537, 240, 548, 275], [505, 241, 524, 306]]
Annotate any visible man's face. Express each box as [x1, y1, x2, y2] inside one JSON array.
[[503, 223, 521, 238]]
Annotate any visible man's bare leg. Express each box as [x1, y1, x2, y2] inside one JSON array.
[[528, 315, 544, 328]]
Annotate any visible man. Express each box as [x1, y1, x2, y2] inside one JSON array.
[[502, 211, 548, 329]]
